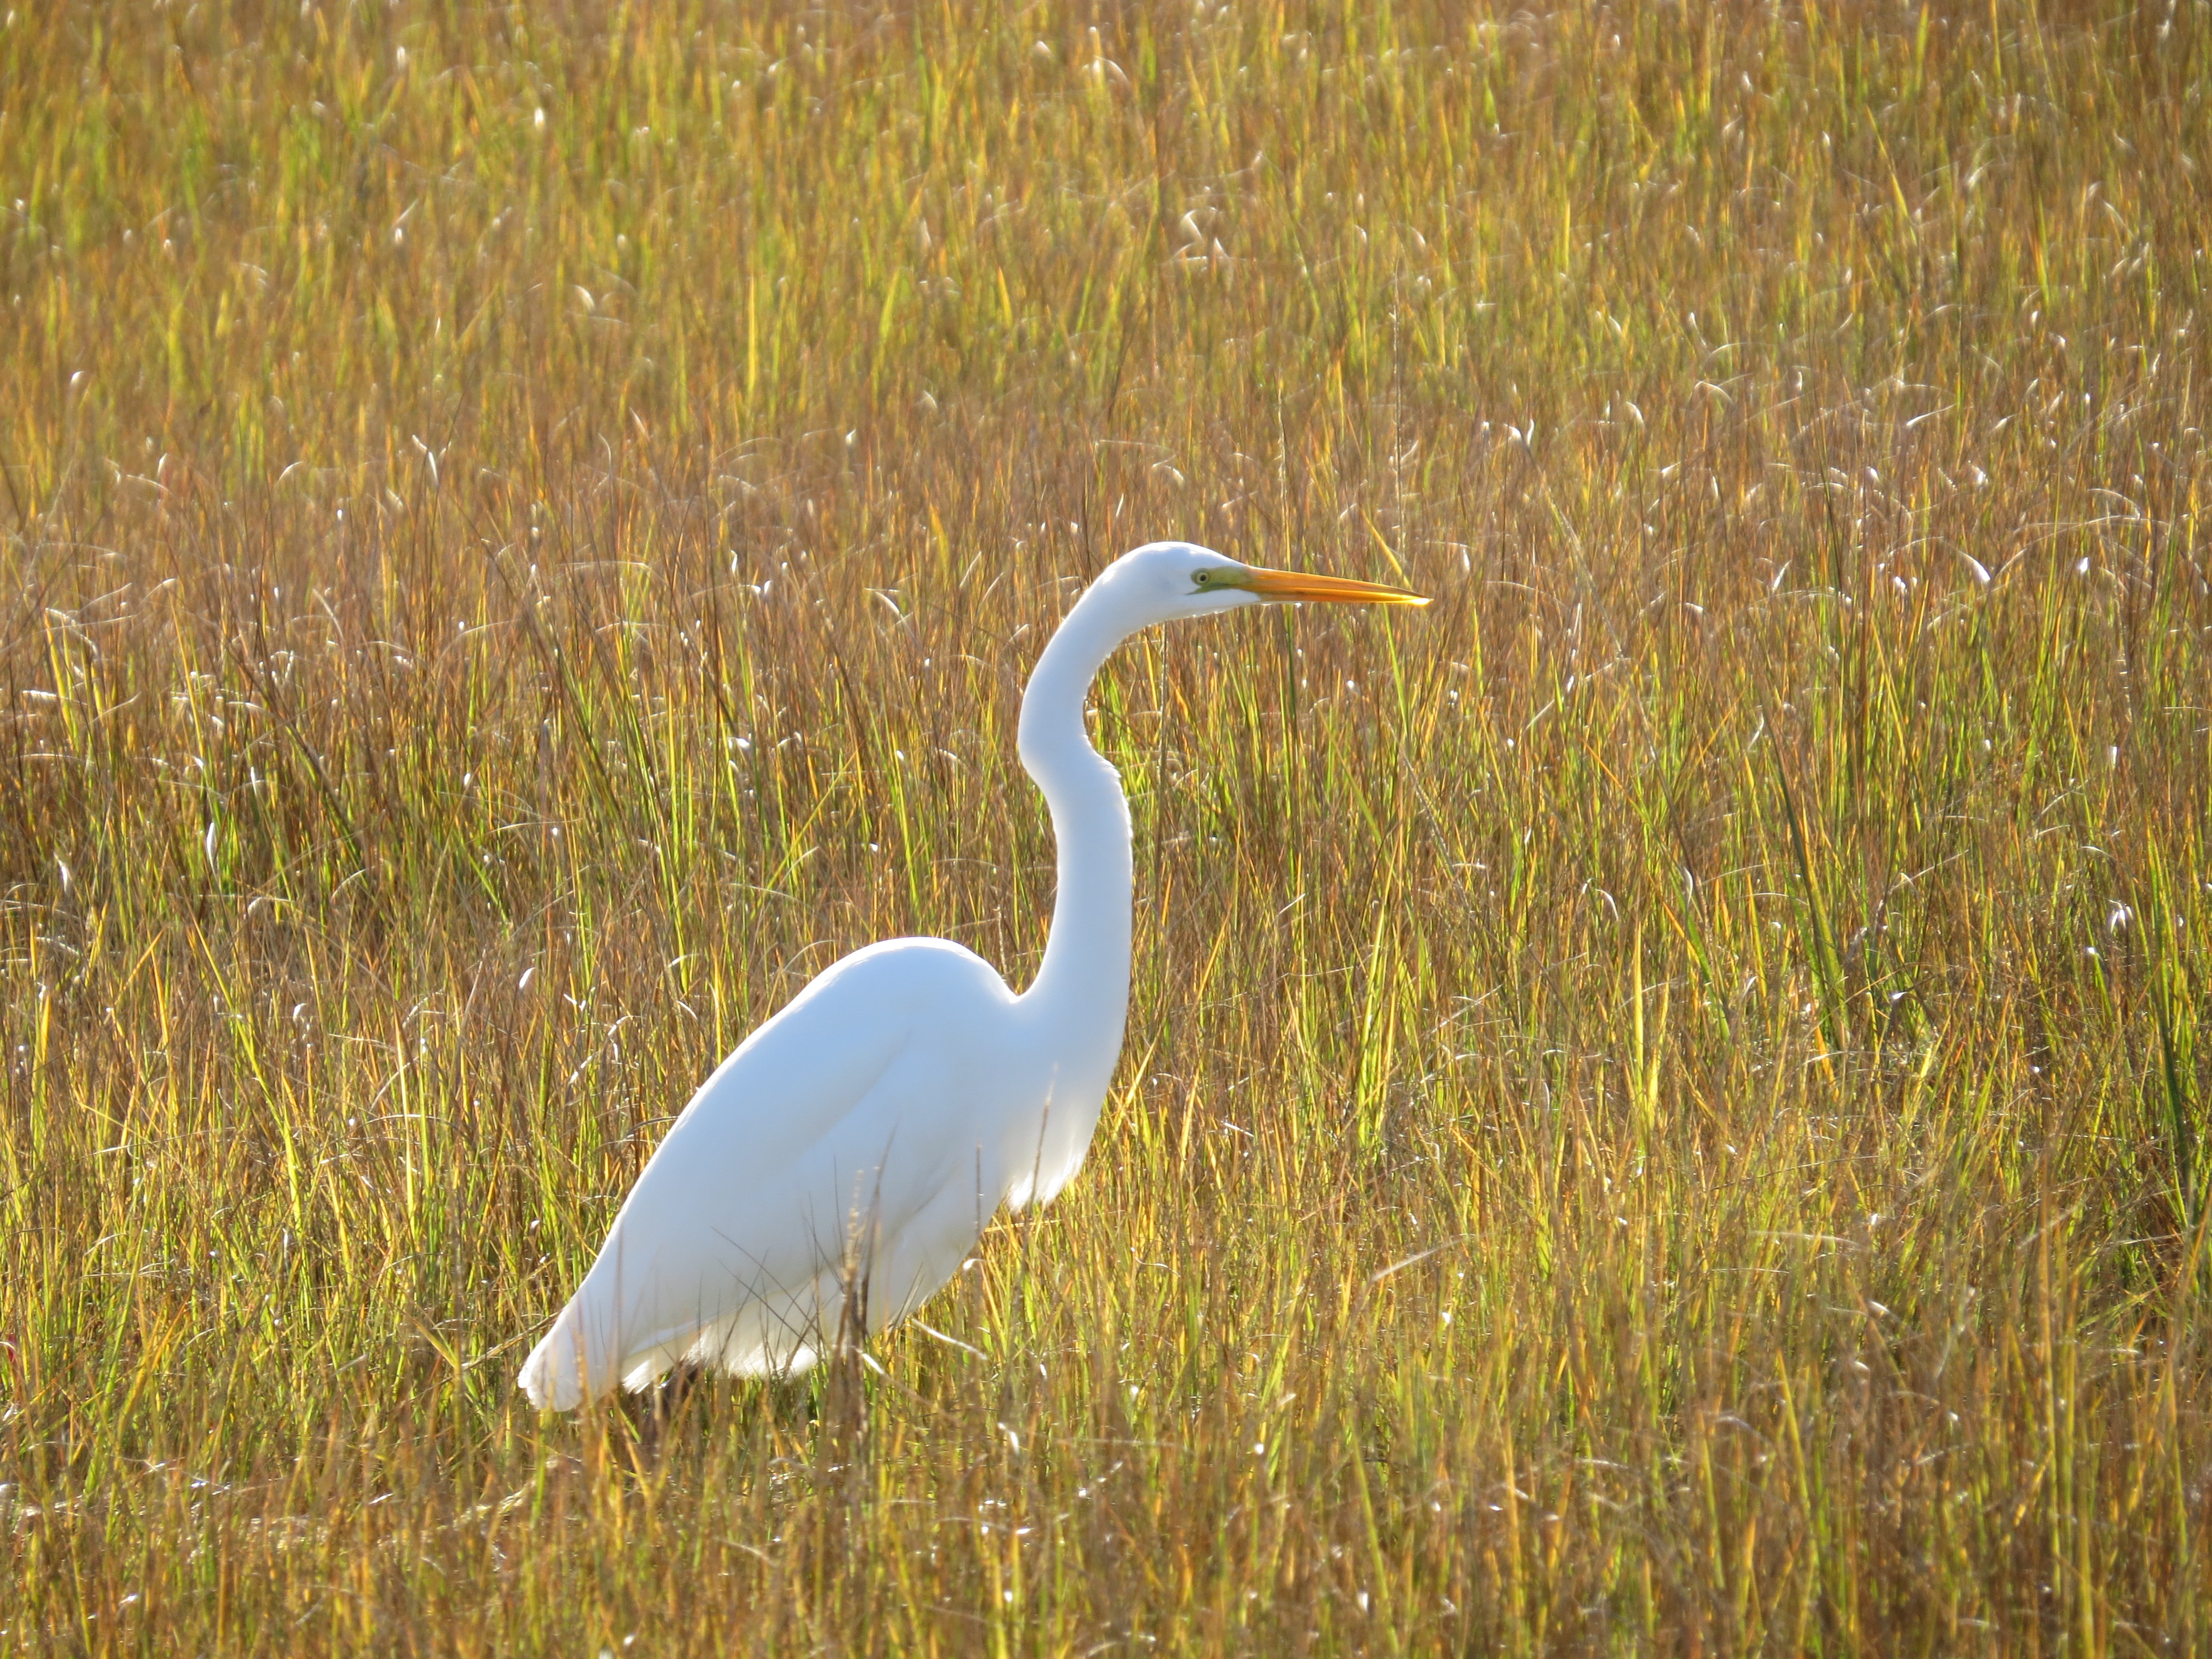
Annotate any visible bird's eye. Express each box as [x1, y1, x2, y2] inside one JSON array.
[[1193, 570, 1213, 586]]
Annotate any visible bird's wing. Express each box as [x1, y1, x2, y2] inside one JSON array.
[[609, 1039, 969, 1357], [520, 941, 1013, 1407]]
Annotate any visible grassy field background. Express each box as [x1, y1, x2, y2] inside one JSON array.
[[3, 0, 2210, 1651]]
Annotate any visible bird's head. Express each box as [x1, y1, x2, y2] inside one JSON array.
[[1102, 541, 1428, 624]]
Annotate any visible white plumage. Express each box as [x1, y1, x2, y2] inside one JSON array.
[[518, 542, 1422, 1410]]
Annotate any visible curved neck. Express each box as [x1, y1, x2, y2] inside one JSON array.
[[1014, 584, 1139, 1027]]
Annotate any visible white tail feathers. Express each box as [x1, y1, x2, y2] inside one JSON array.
[[517, 1307, 604, 1411]]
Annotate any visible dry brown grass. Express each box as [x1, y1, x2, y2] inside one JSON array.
[[3, 0, 2210, 1651]]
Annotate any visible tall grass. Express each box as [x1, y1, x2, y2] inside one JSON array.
[[2, 0, 2208, 1650]]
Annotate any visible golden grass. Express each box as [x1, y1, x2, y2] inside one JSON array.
[[2, 0, 2208, 1650]]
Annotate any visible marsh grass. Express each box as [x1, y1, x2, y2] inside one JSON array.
[[2, 0, 2209, 1651]]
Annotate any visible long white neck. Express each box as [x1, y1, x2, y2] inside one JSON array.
[[1014, 582, 1139, 1037]]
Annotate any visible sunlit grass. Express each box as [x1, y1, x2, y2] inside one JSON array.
[[3, 1, 2208, 1651]]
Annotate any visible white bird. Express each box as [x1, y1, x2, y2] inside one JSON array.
[[518, 541, 1425, 1410]]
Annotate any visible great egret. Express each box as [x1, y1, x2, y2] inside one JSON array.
[[518, 541, 1425, 1410]]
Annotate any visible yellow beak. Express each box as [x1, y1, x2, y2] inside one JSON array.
[[1235, 565, 1429, 606]]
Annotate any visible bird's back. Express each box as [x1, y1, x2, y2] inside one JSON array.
[[519, 936, 1036, 1408]]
